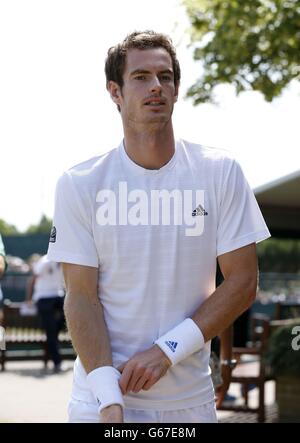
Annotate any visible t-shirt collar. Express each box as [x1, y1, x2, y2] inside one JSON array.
[[119, 139, 180, 176]]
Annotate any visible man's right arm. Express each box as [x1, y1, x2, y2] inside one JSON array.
[[62, 263, 123, 423]]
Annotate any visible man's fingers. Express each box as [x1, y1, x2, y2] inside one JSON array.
[[132, 374, 149, 393], [118, 364, 133, 394], [127, 368, 143, 393], [142, 377, 156, 391], [125, 364, 151, 393], [119, 365, 154, 394], [118, 347, 171, 394], [142, 370, 160, 391]]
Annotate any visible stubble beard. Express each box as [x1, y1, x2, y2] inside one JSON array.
[[126, 105, 174, 134]]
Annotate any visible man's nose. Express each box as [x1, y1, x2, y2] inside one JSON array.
[[150, 76, 162, 93]]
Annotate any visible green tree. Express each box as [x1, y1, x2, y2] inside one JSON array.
[[257, 238, 300, 272], [183, 0, 300, 104], [0, 218, 19, 235], [25, 214, 53, 235]]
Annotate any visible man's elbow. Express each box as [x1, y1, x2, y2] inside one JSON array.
[[244, 274, 258, 307]]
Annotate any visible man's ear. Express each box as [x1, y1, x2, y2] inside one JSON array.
[[107, 81, 122, 106], [174, 82, 180, 103]]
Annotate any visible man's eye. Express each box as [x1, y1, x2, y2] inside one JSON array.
[[161, 75, 172, 81], [135, 75, 146, 80]]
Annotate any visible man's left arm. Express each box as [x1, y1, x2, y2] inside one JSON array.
[[191, 242, 257, 342], [118, 242, 257, 394]]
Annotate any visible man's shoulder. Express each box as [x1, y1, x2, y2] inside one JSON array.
[[181, 139, 235, 164], [67, 146, 118, 177], [57, 146, 119, 190]]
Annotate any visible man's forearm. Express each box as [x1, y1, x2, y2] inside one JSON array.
[[64, 292, 113, 374], [192, 275, 256, 343]]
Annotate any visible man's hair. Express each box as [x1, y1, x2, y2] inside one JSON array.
[[105, 30, 181, 90]]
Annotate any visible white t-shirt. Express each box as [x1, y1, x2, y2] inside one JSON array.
[[32, 255, 64, 302], [47, 139, 270, 410]]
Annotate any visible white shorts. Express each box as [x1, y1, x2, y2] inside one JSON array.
[[68, 398, 218, 423]]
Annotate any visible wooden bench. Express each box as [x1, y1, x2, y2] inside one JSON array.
[[0, 299, 76, 371]]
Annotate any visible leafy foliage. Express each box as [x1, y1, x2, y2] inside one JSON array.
[[183, 0, 300, 103], [266, 319, 300, 376], [25, 215, 53, 235], [257, 238, 300, 272], [0, 219, 19, 235]]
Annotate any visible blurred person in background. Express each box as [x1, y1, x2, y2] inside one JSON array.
[[26, 254, 65, 373]]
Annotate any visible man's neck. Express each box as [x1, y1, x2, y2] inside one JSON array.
[[123, 124, 176, 170]]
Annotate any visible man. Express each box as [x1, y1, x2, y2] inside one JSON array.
[[47, 31, 270, 423], [0, 234, 7, 325], [26, 254, 65, 372]]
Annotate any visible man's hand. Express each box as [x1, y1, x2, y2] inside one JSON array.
[[117, 345, 171, 395], [215, 365, 232, 409], [100, 404, 123, 423]]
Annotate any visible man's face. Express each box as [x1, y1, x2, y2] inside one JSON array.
[[110, 48, 179, 128]]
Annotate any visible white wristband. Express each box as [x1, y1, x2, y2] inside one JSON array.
[[86, 366, 124, 413], [154, 318, 205, 366]]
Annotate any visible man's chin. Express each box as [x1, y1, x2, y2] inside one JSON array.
[[144, 113, 170, 124], [143, 119, 170, 131], [127, 113, 171, 129]]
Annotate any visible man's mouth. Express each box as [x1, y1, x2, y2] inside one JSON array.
[[144, 100, 166, 106]]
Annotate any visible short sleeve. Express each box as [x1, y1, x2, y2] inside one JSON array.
[[217, 159, 270, 257], [47, 172, 99, 268]]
